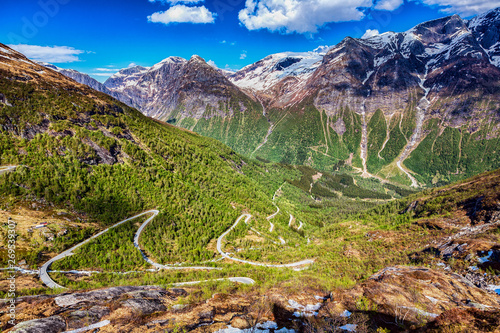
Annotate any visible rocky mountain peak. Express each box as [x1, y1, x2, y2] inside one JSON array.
[[189, 54, 206, 64], [468, 7, 500, 66], [410, 14, 468, 45]]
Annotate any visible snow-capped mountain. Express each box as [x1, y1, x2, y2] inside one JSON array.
[[307, 12, 499, 117], [229, 47, 329, 91], [103, 55, 253, 120], [102, 65, 150, 94], [34, 7, 500, 186], [468, 7, 500, 66]]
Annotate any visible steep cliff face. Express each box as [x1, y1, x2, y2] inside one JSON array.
[[469, 7, 500, 66]]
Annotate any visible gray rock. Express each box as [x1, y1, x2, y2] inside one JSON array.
[[66, 306, 110, 329], [169, 288, 187, 297], [146, 319, 173, 329], [122, 298, 166, 314], [10, 316, 66, 333], [171, 304, 187, 311], [54, 286, 163, 307], [126, 289, 167, 299]]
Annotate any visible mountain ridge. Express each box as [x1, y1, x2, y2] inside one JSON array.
[[36, 7, 500, 187]]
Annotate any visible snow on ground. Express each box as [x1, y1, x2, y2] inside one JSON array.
[[288, 299, 322, 317], [478, 250, 493, 264], [215, 322, 295, 333], [230, 50, 324, 91], [0, 46, 13, 54], [488, 285, 500, 295], [341, 310, 352, 317], [359, 31, 397, 49], [339, 324, 357, 332]]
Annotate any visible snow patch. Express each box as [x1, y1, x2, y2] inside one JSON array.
[[288, 299, 322, 317], [339, 324, 357, 332], [487, 285, 500, 295], [314, 295, 329, 301], [0, 46, 13, 55], [362, 70, 374, 85], [341, 310, 352, 317], [478, 250, 493, 264], [215, 322, 295, 333]]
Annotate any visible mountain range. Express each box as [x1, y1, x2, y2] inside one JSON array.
[[38, 7, 500, 187]]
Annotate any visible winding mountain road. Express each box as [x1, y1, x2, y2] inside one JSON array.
[[40, 210, 160, 289], [216, 213, 314, 268], [0, 165, 17, 175], [2, 165, 312, 289], [133, 211, 220, 270]]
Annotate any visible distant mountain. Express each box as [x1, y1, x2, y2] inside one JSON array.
[[468, 7, 500, 67], [101, 55, 270, 156], [228, 46, 330, 106], [37, 62, 131, 104], [51, 8, 500, 187], [104, 55, 247, 119]]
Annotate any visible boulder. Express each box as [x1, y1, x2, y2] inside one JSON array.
[[10, 316, 66, 333], [66, 306, 110, 330], [54, 286, 163, 307], [346, 266, 500, 324], [122, 298, 166, 315]]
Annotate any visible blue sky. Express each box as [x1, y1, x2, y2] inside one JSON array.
[[1, 0, 498, 82]]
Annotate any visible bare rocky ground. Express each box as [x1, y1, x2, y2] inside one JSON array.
[[1, 260, 499, 333]]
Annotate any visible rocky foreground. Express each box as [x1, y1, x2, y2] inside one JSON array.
[[2, 265, 499, 333]]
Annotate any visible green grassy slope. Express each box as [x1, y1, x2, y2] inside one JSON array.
[[0, 64, 288, 265]]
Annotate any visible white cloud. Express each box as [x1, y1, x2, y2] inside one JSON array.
[[149, 0, 204, 4], [128, 62, 138, 68], [95, 68, 118, 72], [361, 29, 380, 38], [375, 0, 403, 11], [89, 73, 115, 77], [148, 5, 216, 24], [238, 0, 373, 34], [240, 51, 247, 59], [207, 59, 217, 67], [418, 0, 500, 16], [220, 40, 227, 44], [7, 44, 86, 63]]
